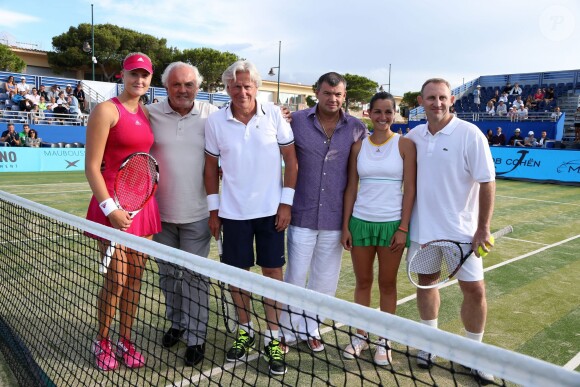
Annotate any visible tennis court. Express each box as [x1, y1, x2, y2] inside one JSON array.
[[0, 171, 579, 385]]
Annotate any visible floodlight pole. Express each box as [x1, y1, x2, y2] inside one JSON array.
[[91, 4, 95, 81]]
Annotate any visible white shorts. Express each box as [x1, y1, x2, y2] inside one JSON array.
[[406, 241, 484, 282]]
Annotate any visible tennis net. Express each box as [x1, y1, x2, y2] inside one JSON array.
[[0, 190, 578, 386]]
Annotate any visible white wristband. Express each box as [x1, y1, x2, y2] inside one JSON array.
[[207, 194, 220, 211], [99, 198, 118, 217], [280, 187, 295, 206]]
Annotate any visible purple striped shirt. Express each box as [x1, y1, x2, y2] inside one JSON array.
[[290, 106, 367, 230]]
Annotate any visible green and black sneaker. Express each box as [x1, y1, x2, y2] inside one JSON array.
[[226, 329, 255, 362], [263, 339, 287, 375]]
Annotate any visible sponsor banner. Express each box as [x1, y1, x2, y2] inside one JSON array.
[[0, 148, 85, 172], [491, 147, 580, 184]]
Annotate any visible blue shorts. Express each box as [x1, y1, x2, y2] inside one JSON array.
[[221, 215, 285, 269]]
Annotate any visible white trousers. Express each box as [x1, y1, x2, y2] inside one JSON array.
[[280, 225, 343, 341]]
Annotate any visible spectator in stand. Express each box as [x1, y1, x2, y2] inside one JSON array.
[[508, 128, 524, 146], [473, 85, 481, 111], [512, 95, 524, 109], [517, 105, 528, 120], [5, 90, 15, 109], [486, 129, 494, 145], [544, 87, 555, 102], [47, 84, 60, 101], [53, 101, 69, 118], [3, 75, 17, 94], [490, 89, 500, 104], [533, 88, 544, 103], [1, 123, 21, 146], [74, 82, 87, 112], [525, 95, 535, 111], [522, 131, 537, 147], [18, 124, 31, 144], [26, 87, 41, 106], [491, 127, 505, 146], [152, 98, 159, 103], [65, 84, 74, 97], [19, 92, 34, 112], [57, 91, 68, 106], [502, 82, 512, 95], [26, 128, 41, 147], [498, 92, 509, 104], [496, 100, 507, 117], [39, 85, 48, 100], [31, 104, 44, 124], [536, 131, 549, 147], [507, 106, 518, 121], [575, 107, 580, 142], [16, 76, 30, 94], [485, 100, 495, 116], [38, 96, 48, 111], [551, 107, 562, 121], [67, 95, 81, 115], [46, 96, 58, 111], [449, 105, 456, 116], [509, 82, 522, 96]]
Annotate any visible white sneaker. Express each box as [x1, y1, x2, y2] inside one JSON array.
[[373, 338, 392, 365], [471, 368, 495, 385], [416, 350, 436, 369], [342, 334, 369, 359]]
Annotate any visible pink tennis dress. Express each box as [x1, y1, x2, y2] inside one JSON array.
[[86, 97, 161, 236]]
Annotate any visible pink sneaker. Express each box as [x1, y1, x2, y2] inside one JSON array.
[[92, 338, 118, 371], [116, 338, 146, 368]]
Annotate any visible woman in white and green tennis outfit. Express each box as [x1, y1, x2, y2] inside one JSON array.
[[341, 92, 416, 366]]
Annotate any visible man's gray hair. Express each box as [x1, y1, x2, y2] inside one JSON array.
[[161, 62, 203, 88], [222, 60, 262, 90]]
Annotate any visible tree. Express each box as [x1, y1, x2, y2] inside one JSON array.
[[47, 24, 176, 85], [0, 44, 26, 72], [400, 91, 421, 109], [305, 95, 317, 108], [176, 48, 241, 92], [399, 91, 421, 118], [343, 74, 378, 113]]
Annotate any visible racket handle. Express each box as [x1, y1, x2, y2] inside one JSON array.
[[217, 238, 223, 257], [492, 225, 513, 239], [100, 242, 115, 274]]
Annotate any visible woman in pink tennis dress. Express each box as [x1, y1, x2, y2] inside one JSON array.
[[85, 52, 161, 371]]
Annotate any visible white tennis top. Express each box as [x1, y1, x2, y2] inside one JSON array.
[[406, 117, 495, 243], [205, 101, 294, 220], [353, 134, 404, 222]]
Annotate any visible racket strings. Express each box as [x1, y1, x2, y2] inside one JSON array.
[[408, 242, 464, 286], [115, 155, 158, 212]]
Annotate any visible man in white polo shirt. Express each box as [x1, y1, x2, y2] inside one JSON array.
[[405, 78, 496, 385], [148, 62, 216, 367], [204, 60, 298, 376]]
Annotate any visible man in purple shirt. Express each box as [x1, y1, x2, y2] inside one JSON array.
[[279, 72, 367, 352]]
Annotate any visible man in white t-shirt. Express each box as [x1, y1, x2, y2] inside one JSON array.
[[148, 62, 217, 367], [406, 78, 496, 385], [204, 60, 298, 376]]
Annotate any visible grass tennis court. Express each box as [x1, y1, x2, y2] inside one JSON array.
[[1, 171, 579, 384]]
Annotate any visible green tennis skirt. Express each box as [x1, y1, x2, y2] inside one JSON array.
[[349, 217, 410, 247]]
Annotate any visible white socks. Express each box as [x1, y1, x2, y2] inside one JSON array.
[[420, 319, 439, 329]]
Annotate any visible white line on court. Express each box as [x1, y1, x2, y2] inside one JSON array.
[[496, 195, 580, 207], [14, 190, 92, 195], [175, 234, 580, 386], [2, 183, 88, 188], [503, 236, 549, 246], [564, 352, 580, 371]]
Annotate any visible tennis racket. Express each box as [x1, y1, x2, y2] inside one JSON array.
[[100, 152, 159, 274], [217, 231, 238, 333], [407, 225, 513, 289]]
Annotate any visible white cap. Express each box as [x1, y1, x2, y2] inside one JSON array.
[[528, 131, 534, 136]]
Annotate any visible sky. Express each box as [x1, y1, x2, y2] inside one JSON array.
[[1, 0, 579, 96]]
